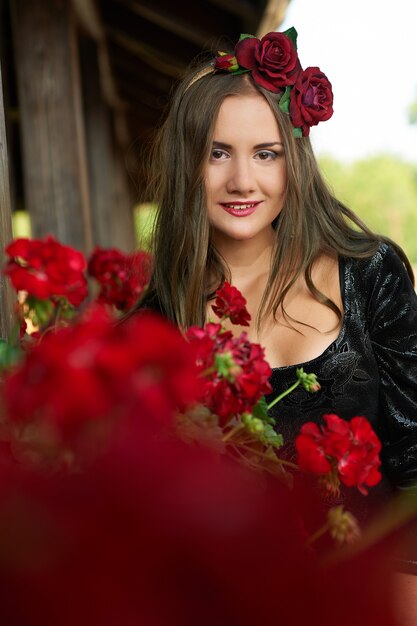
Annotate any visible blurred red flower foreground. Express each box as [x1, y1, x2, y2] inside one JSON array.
[[0, 239, 403, 626]]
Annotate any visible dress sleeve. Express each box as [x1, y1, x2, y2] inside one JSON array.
[[367, 244, 417, 488]]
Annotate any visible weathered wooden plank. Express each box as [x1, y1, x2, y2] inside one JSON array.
[[0, 57, 17, 339], [11, 0, 93, 253]]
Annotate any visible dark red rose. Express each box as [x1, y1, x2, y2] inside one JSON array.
[[5, 236, 88, 306], [88, 247, 152, 312], [211, 281, 251, 326], [289, 66, 334, 136], [235, 32, 301, 92]]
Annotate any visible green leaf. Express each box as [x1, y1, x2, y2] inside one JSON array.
[[283, 26, 298, 49], [27, 296, 55, 327], [238, 33, 256, 42], [252, 396, 269, 421], [0, 339, 22, 371], [293, 127, 303, 139], [259, 424, 283, 448], [278, 86, 292, 114], [230, 68, 250, 76]]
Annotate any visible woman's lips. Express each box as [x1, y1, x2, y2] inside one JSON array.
[[219, 201, 261, 217]]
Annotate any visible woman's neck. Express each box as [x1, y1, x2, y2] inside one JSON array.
[[213, 233, 275, 282]]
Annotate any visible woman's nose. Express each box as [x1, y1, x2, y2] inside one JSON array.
[[226, 157, 256, 195]]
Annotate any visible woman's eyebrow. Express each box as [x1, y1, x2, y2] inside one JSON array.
[[212, 141, 284, 149]]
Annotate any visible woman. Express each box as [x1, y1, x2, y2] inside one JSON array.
[[140, 29, 417, 510]]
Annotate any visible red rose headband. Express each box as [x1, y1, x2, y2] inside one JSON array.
[[188, 28, 333, 138]]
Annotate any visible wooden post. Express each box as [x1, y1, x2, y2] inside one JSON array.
[[80, 36, 115, 249], [11, 0, 93, 253], [0, 57, 16, 339], [111, 136, 136, 252]]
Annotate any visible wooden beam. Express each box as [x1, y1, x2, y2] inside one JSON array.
[[11, 0, 93, 253], [256, 0, 291, 36], [107, 29, 186, 79], [207, 0, 259, 23], [0, 56, 17, 339], [114, 0, 223, 48]]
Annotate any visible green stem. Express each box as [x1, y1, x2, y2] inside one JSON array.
[[267, 380, 300, 411], [305, 522, 330, 547]]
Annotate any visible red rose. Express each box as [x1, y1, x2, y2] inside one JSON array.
[[211, 281, 251, 326], [5, 236, 88, 306], [88, 247, 152, 312], [289, 66, 334, 136], [235, 32, 301, 92]]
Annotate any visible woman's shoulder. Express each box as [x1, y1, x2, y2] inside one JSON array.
[[342, 241, 410, 283]]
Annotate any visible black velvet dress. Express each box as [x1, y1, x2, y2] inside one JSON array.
[[266, 243, 417, 492]]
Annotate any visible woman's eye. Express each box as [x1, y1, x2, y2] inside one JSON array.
[[255, 150, 278, 161], [210, 149, 228, 160]]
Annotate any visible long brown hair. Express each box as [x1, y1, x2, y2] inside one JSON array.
[[141, 63, 414, 329]]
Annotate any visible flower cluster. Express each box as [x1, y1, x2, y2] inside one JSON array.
[[88, 247, 152, 311], [5, 236, 88, 306], [296, 413, 382, 495], [2, 237, 152, 345], [3, 307, 199, 457], [214, 28, 333, 137], [187, 322, 272, 424]]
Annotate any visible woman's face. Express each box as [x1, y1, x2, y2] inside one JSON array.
[[204, 92, 286, 247]]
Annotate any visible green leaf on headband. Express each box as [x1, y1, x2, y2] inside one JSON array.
[[283, 26, 298, 49], [238, 33, 256, 41], [230, 68, 251, 75], [293, 127, 303, 138], [278, 86, 291, 114]]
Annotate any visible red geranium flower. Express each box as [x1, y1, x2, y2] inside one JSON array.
[[5, 236, 88, 306], [211, 281, 251, 326], [4, 307, 200, 443], [187, 323, 272, 424], [88, 247, 152, 311], [296, 414, 382, 495]]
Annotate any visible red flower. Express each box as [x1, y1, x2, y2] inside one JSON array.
[[337, 417, 382, 495], [214, 53, 239, 72], [296, 414, 382, 495], [88, 247, 152, 311], [4, 307, 200, 444], [294, 422, 332, 474], [211, 281, 251, 326], [187, 324, 272, 424], [235, 32, 301, 93], [289, 66, 334, 136], [5, 236, 88, 306]]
